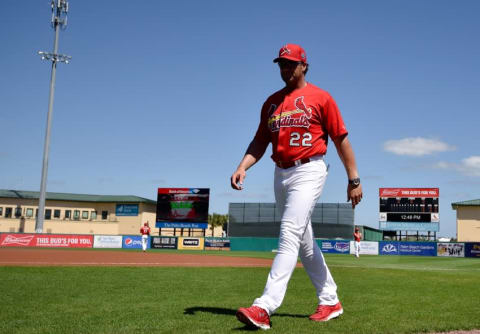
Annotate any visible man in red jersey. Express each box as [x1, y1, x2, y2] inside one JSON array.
[[231, 44, 362, 329], [354, 227, 362, 258], [140, 221, 151, 252]]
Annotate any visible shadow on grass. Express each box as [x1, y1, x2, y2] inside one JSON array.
[[184, 307, 307, 331], [184, 306, 305, 318], [184, 306, 236, 316]]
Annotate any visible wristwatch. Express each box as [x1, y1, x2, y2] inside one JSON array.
[[348, 177, 361, 187]]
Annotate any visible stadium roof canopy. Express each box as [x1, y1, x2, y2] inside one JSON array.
[[0, 189, 156, 204], [451, 199, 480, 209]]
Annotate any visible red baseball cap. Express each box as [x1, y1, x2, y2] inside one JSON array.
[[273, 44, 307, 63]]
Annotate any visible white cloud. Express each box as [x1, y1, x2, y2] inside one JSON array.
[[383, 137, 455, 156], [432, 161, 453, 170], [458, 156, 480, 177], [434, 156, 480, 177]]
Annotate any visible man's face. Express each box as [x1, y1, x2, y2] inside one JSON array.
[[277, 59, 306, 86]]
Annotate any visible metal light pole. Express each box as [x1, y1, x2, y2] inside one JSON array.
[[35, 0, 71, 233]]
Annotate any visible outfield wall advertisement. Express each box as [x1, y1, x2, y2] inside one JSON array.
[[349, 241, 379, 255], [205, 237, 230, 250], [380, 241, 437, 256], [321, 240, 350, 254], [177, 237, 204, 250], [379, 241, 400, 255], [151, 236, 177, 249], [465, 243, 480, 258], [94, 235, 123, 248], [0, 233, 93, 248], [1, 233, 478, 259], [122, 235, 146, 249], [437, 243, 464, 257]]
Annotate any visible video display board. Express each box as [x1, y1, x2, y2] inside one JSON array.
[[379, 188, 439, 223], [156, 188, 209, 227]]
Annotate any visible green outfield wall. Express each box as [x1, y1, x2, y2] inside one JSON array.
[[230, 237, 323, 252]]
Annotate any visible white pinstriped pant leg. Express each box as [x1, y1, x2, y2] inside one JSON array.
[[252, 158, 339, 315]]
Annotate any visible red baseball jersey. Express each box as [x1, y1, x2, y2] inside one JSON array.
[[354, 232, 361, 242], [253, 83, 348, 163], [140, 226, 150, 235]]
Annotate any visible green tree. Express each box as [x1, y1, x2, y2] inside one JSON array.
[[208, 213, 228, 236]]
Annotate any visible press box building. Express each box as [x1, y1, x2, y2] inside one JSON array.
[[0, 189, 157, 235]]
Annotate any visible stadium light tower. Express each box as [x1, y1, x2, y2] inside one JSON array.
[[35, 0, 71, 233]]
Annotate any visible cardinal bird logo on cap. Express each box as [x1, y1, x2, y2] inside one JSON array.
[[280, 45, 291, 56]]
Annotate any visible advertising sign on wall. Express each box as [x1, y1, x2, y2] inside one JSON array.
[[94, 235, 123, 248], [465, 243, 480, 258], [379, 241, 436, 256], [437, 243, 465, 257], [178, 237, 204, 250], [349, 241, 379, 255], [0, 234, 93, 248], [115, 204, 139, 216], [151, 236, 178, 249], [379, 241, 400, 255], [398, 242, 437, 256], [156, 188, 209, 228], [205, 237, 230, 250], [320, 240, 350, 254], [122, 235, 145, 249]]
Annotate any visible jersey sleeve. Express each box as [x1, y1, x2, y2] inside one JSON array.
[[323, 94, 348, 140]]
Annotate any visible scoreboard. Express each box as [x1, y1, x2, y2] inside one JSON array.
[[379, 188, 439, 223], [156, 188, 209, 229]]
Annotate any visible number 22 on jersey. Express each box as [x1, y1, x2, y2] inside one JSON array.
[[289, 132, 312, 147]]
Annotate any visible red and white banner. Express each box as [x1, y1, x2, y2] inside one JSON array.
[[379, 188, 439, 198], [0, 234, 93, 248]]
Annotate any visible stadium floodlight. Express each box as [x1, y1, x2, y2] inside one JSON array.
[[35, 0, 72, 233], [38, 51, 72, 64]]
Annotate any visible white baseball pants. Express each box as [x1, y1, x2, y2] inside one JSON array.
[[252, 156, 339, 315], [141, 235, 148, 251], [354, 241, 360, 257]]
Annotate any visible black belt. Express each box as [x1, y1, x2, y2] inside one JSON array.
[[276, 158, 311, 169]]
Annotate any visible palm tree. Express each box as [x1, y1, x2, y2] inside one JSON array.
[[208, 213, 228, 236]]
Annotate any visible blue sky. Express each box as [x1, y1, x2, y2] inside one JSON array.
[[1, 1, 479, 238]]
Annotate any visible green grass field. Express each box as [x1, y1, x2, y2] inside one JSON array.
[[1, 251, 479, 334]]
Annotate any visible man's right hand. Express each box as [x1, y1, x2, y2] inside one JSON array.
[[230, 149, 264, 190], [231, 168, 246, 190]]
